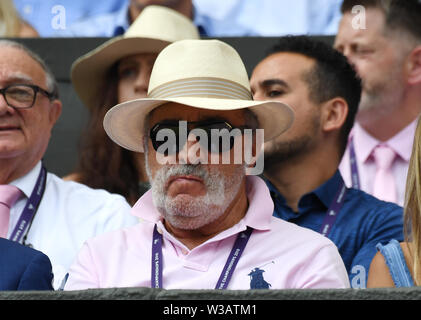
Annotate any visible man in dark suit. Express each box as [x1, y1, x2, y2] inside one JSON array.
[[0, 238, 53, 290]]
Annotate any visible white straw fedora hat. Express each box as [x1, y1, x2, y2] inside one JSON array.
[[71, 5, 200, 109], [103, 39, 294, 153]]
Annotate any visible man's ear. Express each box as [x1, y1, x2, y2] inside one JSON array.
[[406, 46, 421, 85], [48, 99, 62, 126], [321, 97, 348, 133]]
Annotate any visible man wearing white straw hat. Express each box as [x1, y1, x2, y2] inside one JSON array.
[[65, 5, 200, 205], [64, 39, 349, 290]]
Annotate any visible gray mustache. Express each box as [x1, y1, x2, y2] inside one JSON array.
[[160, 164, 209, 182]]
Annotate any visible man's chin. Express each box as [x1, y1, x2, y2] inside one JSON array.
[[160, 197, 225, 228], [160, 195, 200, 217], [163, 211, 215, 231]]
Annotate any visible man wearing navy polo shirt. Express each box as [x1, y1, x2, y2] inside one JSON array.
[[250, 36, 404, 288]]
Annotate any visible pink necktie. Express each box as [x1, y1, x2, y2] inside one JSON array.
[[0, 185, 22, 238], [372, 145, 397, 203]]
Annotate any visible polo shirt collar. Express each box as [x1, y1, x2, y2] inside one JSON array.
[[312, 170, 344, 209]]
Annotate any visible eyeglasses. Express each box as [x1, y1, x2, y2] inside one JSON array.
[[0, 84, 57, 109], [150, 120, 245, 155]]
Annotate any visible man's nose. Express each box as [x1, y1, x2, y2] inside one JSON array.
[[252, 90, 264, 101], [177, 132, 207, 165], [0, 93, 11, 115], [346, 55, 359, 74]]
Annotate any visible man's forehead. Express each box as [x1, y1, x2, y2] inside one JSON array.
[[0, 70, 33, 83], [338, 8, 387, 39], [0, 47, 46, 84], [252, 53, 314, 84]]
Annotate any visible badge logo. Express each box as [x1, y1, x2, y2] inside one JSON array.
[[248, 261, 274, 289]]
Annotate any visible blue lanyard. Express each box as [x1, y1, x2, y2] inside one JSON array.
[[151, 224, 253, 289], [269, 176, 348, 238], [319, 178, 347, 237], [9, 165, 47, 245], [349, 138, 360, 189]]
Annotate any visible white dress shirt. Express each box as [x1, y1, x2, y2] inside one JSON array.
[[7, 162, 139, 289]]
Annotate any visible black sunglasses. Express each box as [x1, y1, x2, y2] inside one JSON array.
[[149, 120, 245, 155]]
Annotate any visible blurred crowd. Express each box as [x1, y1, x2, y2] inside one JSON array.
[[4, 0, 342, 38]]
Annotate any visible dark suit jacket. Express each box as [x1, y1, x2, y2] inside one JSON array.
[[0, 238, 53, 290]]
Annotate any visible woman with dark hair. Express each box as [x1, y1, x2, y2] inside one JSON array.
[[69, 64, 147, 205], [64, 5, 199, 205]]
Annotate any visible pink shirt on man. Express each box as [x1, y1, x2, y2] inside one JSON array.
[[339, 120, 416, 207], [64, 176, 349, 290]]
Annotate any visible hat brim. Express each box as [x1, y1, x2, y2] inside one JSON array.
[[71, 37, 170, 109], [103, 97, 294, 153]]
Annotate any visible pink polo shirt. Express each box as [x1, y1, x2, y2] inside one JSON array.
[[339, 120, 416, 207], [64, 176, 349, 290]]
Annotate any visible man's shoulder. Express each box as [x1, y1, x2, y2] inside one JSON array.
[[82, 220, 144, 252], [267, 216, 336, 247], [49, 172, 127, 198], [346, 187, 403, 213], [0, 238, 32, 255], [0, 238, 48, 264], [46, 172, 132, 210], [0, 239, 53, 290]]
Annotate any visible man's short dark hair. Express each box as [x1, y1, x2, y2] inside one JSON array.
[[265, 35, 362, 157], [341, 0, 421, 43]]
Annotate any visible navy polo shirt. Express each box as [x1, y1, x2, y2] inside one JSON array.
[[266, 170, 404, 288]]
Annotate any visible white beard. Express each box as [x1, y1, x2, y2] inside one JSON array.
[[146, 162, 245, 230]]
